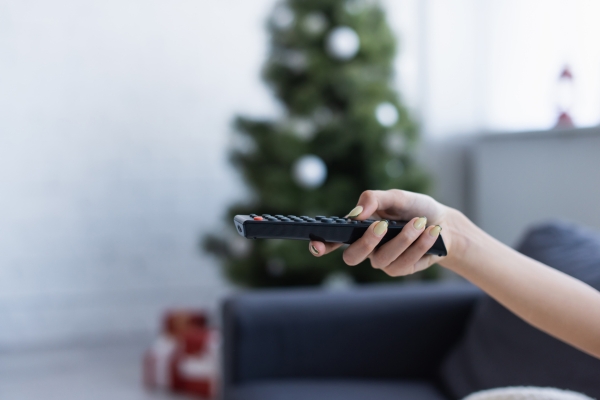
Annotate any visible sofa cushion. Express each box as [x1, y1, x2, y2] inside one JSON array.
[[440, 221, 600, 400], [228, 379, 448, 400]]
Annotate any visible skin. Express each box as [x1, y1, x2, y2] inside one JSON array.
[[309, 189, 600, 360]]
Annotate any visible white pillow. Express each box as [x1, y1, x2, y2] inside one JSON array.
[[463, 387, 594, 400]]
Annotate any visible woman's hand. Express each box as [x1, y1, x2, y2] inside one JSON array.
[[308, 189, 471, 277], [308, 190, 600, 361]]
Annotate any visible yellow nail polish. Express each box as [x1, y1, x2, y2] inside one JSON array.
[[345, 205, 363, 218], [310, 244, 319, 255], [413, 216, 427, 230], [429, 225, 442, 237], [374, 220, 388, 236]]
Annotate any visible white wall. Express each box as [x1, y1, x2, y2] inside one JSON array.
[[0, 0, 278, 349], [472, 128, 600, 247]]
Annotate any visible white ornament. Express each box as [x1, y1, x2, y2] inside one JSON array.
[[375, 102, 399, 127], [383, 132, 405, 155], [281, 50, 307, 73], [326, 26, 360, 60], [313, 107, 334, 126], [290, 118, 316, 140], [344, 0, 366, 15], [385, 159, 404, 178], [293, 155, 327, 189], [303, 12, 328, 35], [272, 4, 294, 30]]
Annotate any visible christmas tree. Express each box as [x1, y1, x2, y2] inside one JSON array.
[[204, 0, 431, 287]]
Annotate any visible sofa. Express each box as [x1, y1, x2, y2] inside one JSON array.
[[221, 221, 600, 400]]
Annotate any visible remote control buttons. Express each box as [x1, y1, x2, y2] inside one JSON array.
[[253, 216, 264, 221], [390, 220, 397, 225], [315, 216, 326, 220], [335, 219, 346, 223], [320, 218, 334, 223], [250, 214, 257, 217]]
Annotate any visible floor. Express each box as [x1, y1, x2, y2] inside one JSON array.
[[0, 336, 196, 400]]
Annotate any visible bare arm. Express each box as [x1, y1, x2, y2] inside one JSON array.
[[309, 189, 600, 359]]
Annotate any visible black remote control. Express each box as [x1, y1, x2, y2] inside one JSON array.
[[234, 214, 447, 257]]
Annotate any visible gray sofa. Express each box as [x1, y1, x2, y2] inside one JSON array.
[[221, 221, 600, 400]]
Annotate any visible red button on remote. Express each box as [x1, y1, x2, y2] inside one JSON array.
[[253, 216, 264, 221]]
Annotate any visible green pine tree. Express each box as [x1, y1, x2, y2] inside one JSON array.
[[204, 0, 432, 287]]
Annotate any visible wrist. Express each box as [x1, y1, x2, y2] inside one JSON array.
[[439, 208, 483, 271]]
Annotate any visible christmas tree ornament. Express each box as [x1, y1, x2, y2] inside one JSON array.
[[271, 4, 294, 30], [375, 102, 399, 127], [281, 50, 308, 73], [313, 107, 334, 126], [345, 0, 368, 15], [292, 154, 327, 189], [326, 26, 360, 60], [555, 65, 575, 129], [303, 12, 328, 36], [290, 118, 317, 140], [383, 132, 405, 155], [385, 159, 404, 178]]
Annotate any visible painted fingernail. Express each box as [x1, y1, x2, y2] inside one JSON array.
[[413, 216, 427, 230], [429, 225, 442, 237], [310, 244, 319, 255], [345, 205, 363, 218], [374, 220, 388, 236]]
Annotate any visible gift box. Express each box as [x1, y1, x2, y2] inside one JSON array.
[[143, 309, 219, 398]]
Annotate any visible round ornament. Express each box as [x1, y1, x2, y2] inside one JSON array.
[[290, 118, 316, 140], [383, 132, 405, 155], [292, 155, 327, 189], [303, 12, 328, 35], [281, 50, 307, 73], [375, 102, 399, 127], [326, 26, 360, 60], [344, 0, 367, 15], [271, 4, 294, 30]]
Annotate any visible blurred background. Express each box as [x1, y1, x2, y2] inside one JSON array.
[[1, 0, 600, 399]]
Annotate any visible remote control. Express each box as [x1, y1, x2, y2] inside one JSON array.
[[233, 214, 447, 257]]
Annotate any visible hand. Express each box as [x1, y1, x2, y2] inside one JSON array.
[[308, 189, 468, 277]]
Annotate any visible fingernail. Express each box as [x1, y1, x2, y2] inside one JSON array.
[[413, 216, 427, 230], [429, 225, 442, 237], [373, 220, 388, 236], [310, 244, 319, 255], [345, 205, 363, 218]]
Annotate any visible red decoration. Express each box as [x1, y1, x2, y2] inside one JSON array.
[[143, 310, 219, 398]]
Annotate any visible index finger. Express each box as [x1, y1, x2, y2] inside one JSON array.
[[346, 190, 428, 221]]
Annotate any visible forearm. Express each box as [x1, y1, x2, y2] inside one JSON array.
[[441, 210, 600, 359]]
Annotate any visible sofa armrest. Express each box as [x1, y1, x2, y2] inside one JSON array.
[[222, 282, 481, 387]]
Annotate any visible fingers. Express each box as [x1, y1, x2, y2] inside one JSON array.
[[347, 189, 432, 221], [369, 216, 427, 269], [342, 220, 388, 266], [380, 225, 442, 277], [309, 241, 343, 257]]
